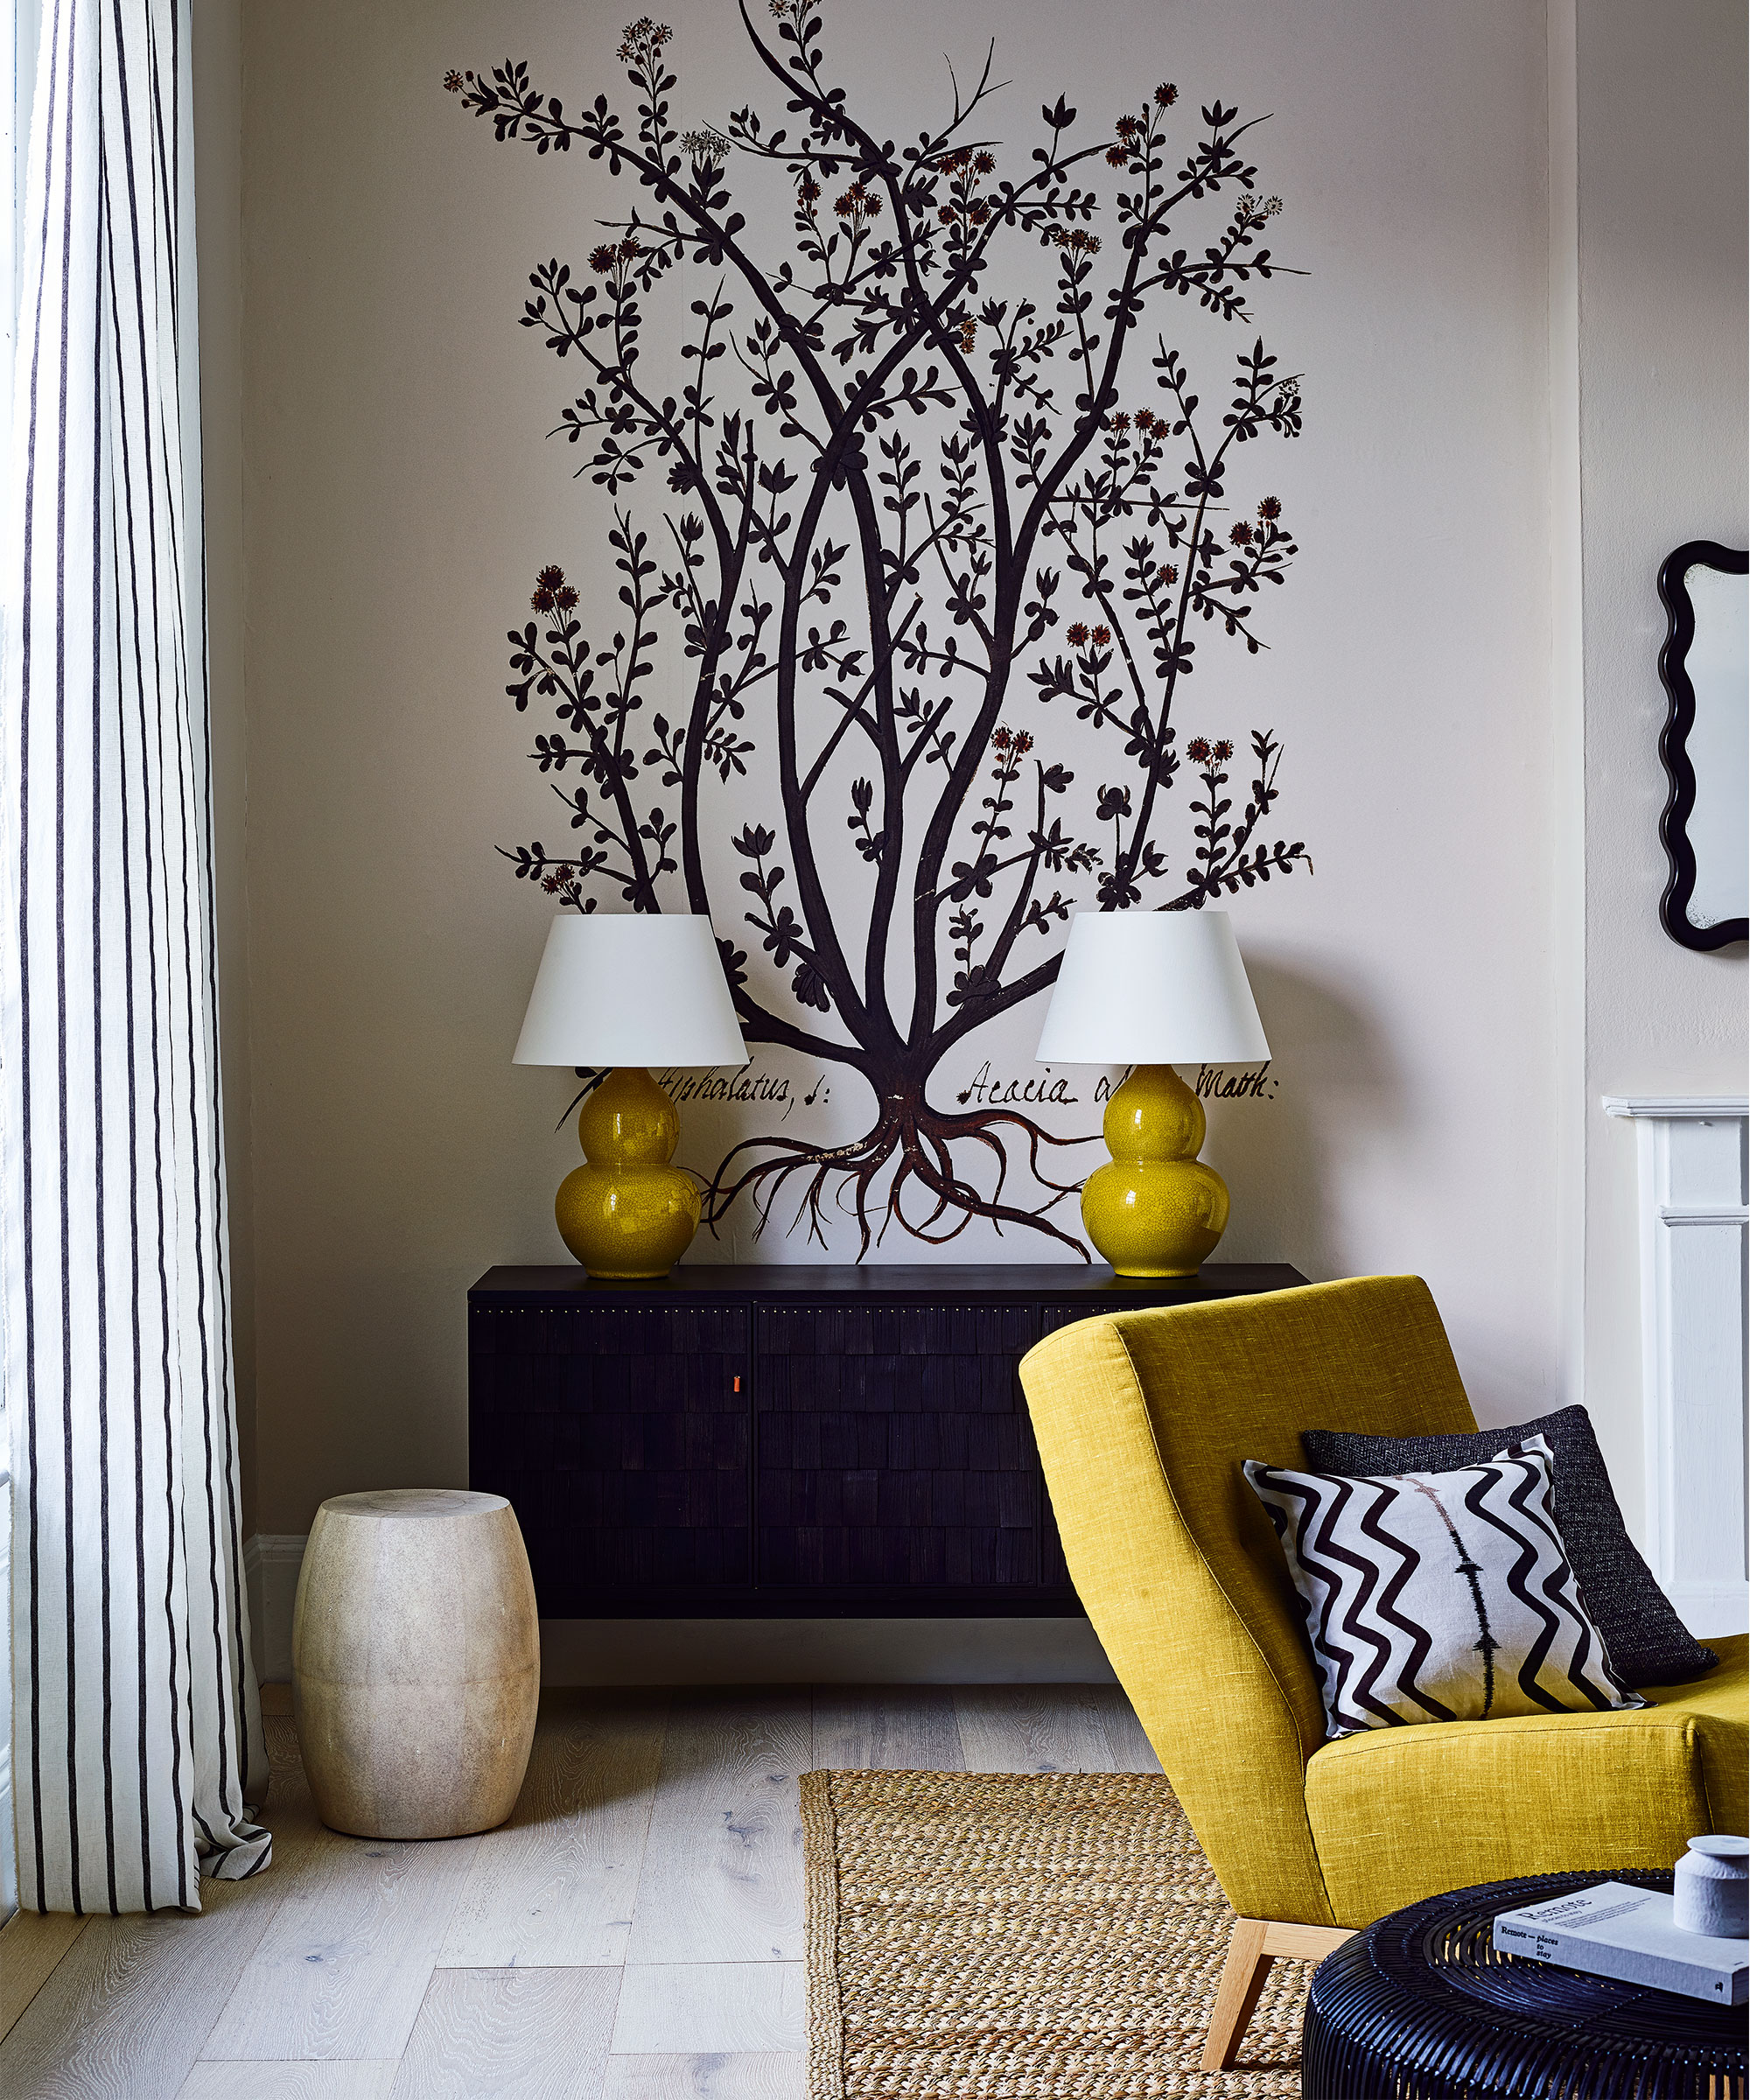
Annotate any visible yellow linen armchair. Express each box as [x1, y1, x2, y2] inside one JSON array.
[[1019, 1275, 1747, 2068]]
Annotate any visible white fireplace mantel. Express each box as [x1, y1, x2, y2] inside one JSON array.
[[1603, 1096, 1750, 1124], [1602, 1095, 1748, 1637]]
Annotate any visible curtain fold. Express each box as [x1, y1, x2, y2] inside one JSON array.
[[1, 0, 267, 1914]]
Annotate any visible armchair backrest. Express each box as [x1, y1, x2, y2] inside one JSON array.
[[1019, 1275, 1477, 1924]]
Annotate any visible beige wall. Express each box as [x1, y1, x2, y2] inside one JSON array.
[[230, 0, 1569, 1534], [213, 0, 1744, 1546], [1575, 0, 1747, 1538]]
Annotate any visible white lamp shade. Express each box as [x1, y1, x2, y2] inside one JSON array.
[[1033, 910, 1270, 1065], [513, 913, 749, 1068]]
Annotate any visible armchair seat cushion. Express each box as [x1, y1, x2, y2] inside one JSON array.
[[1304, 1633, 1746, 1927]]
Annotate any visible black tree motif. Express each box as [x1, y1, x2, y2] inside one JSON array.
[[452, 5, 1311, 1256]]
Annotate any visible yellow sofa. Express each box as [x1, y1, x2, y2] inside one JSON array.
[[1018, 1274, 1747, 2068]]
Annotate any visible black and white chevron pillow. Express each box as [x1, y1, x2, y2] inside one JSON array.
[[1243, 1437, 1645, 1737]]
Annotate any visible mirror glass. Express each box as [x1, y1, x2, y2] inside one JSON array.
[[1683, 562, 1749, 935]]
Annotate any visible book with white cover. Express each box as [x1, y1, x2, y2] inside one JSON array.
[[1492, 1882, 1747, 2006]]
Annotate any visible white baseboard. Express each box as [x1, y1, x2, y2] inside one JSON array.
[[242, 1533, 307, 1684], [1671, 1580, 1750, 1642], [240, 1532, 1115, 1686]]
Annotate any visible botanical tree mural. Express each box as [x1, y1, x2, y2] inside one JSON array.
[[449, 4, 1310, 1256]]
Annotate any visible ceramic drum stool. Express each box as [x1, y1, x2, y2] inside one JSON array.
[[291, 1488, 539, 1840]]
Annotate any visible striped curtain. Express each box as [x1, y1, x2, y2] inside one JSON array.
[[0, 0, 268, 1912]]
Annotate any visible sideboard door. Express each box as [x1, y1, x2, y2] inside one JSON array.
[[753, 1301, 1068, 1610], [470, 1302, 750, 1615]]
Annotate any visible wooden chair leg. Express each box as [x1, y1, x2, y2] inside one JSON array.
[[1200, 1916, 1356, 2071], [1201, 1916, 1273, 2071]]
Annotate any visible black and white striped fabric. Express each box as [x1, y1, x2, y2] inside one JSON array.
[[1244, 1438, 1645, 1738], [1, 0, 268, 1912]]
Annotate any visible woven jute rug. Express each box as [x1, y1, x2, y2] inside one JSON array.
[[802, 1768, 1312, 2098]]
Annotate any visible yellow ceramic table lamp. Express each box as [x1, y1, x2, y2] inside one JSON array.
[[1035, 910, 1270, 1278], [513, 913, 747, 1278]]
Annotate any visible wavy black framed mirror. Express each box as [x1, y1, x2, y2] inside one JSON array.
[[1657, 539, 1748, 949]]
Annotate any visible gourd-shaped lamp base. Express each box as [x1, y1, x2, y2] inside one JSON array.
[[1080, 1063, 1230, 1278], [556, 1066, 702, 1278]]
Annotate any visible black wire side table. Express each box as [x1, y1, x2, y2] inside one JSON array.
[[1303, 1872, 1746, 2100]]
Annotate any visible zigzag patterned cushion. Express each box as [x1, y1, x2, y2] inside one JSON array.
[[1244, 1437, 1646, 1737]]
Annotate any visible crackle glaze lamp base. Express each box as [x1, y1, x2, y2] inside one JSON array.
[[556, 1065, 700, 1279], [1035, 910, 1270, 1279], [513, 914, 747, 1279]]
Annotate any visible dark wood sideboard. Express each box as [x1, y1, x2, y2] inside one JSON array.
[[468, 1263, 1308, 1619]]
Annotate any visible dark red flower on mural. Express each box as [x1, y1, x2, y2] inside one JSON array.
[[616, 18, 673, 67]]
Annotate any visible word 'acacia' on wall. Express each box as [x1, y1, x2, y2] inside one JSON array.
[[450, 4, 1310, 1256]]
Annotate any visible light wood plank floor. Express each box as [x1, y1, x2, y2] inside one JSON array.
[[0, 1682, 1159, 2099]]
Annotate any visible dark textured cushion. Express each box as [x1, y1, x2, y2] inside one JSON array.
[[1301, 1404, 1716, 1689]]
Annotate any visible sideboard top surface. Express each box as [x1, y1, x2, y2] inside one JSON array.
[[469, 1261, 1310, 1306]]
